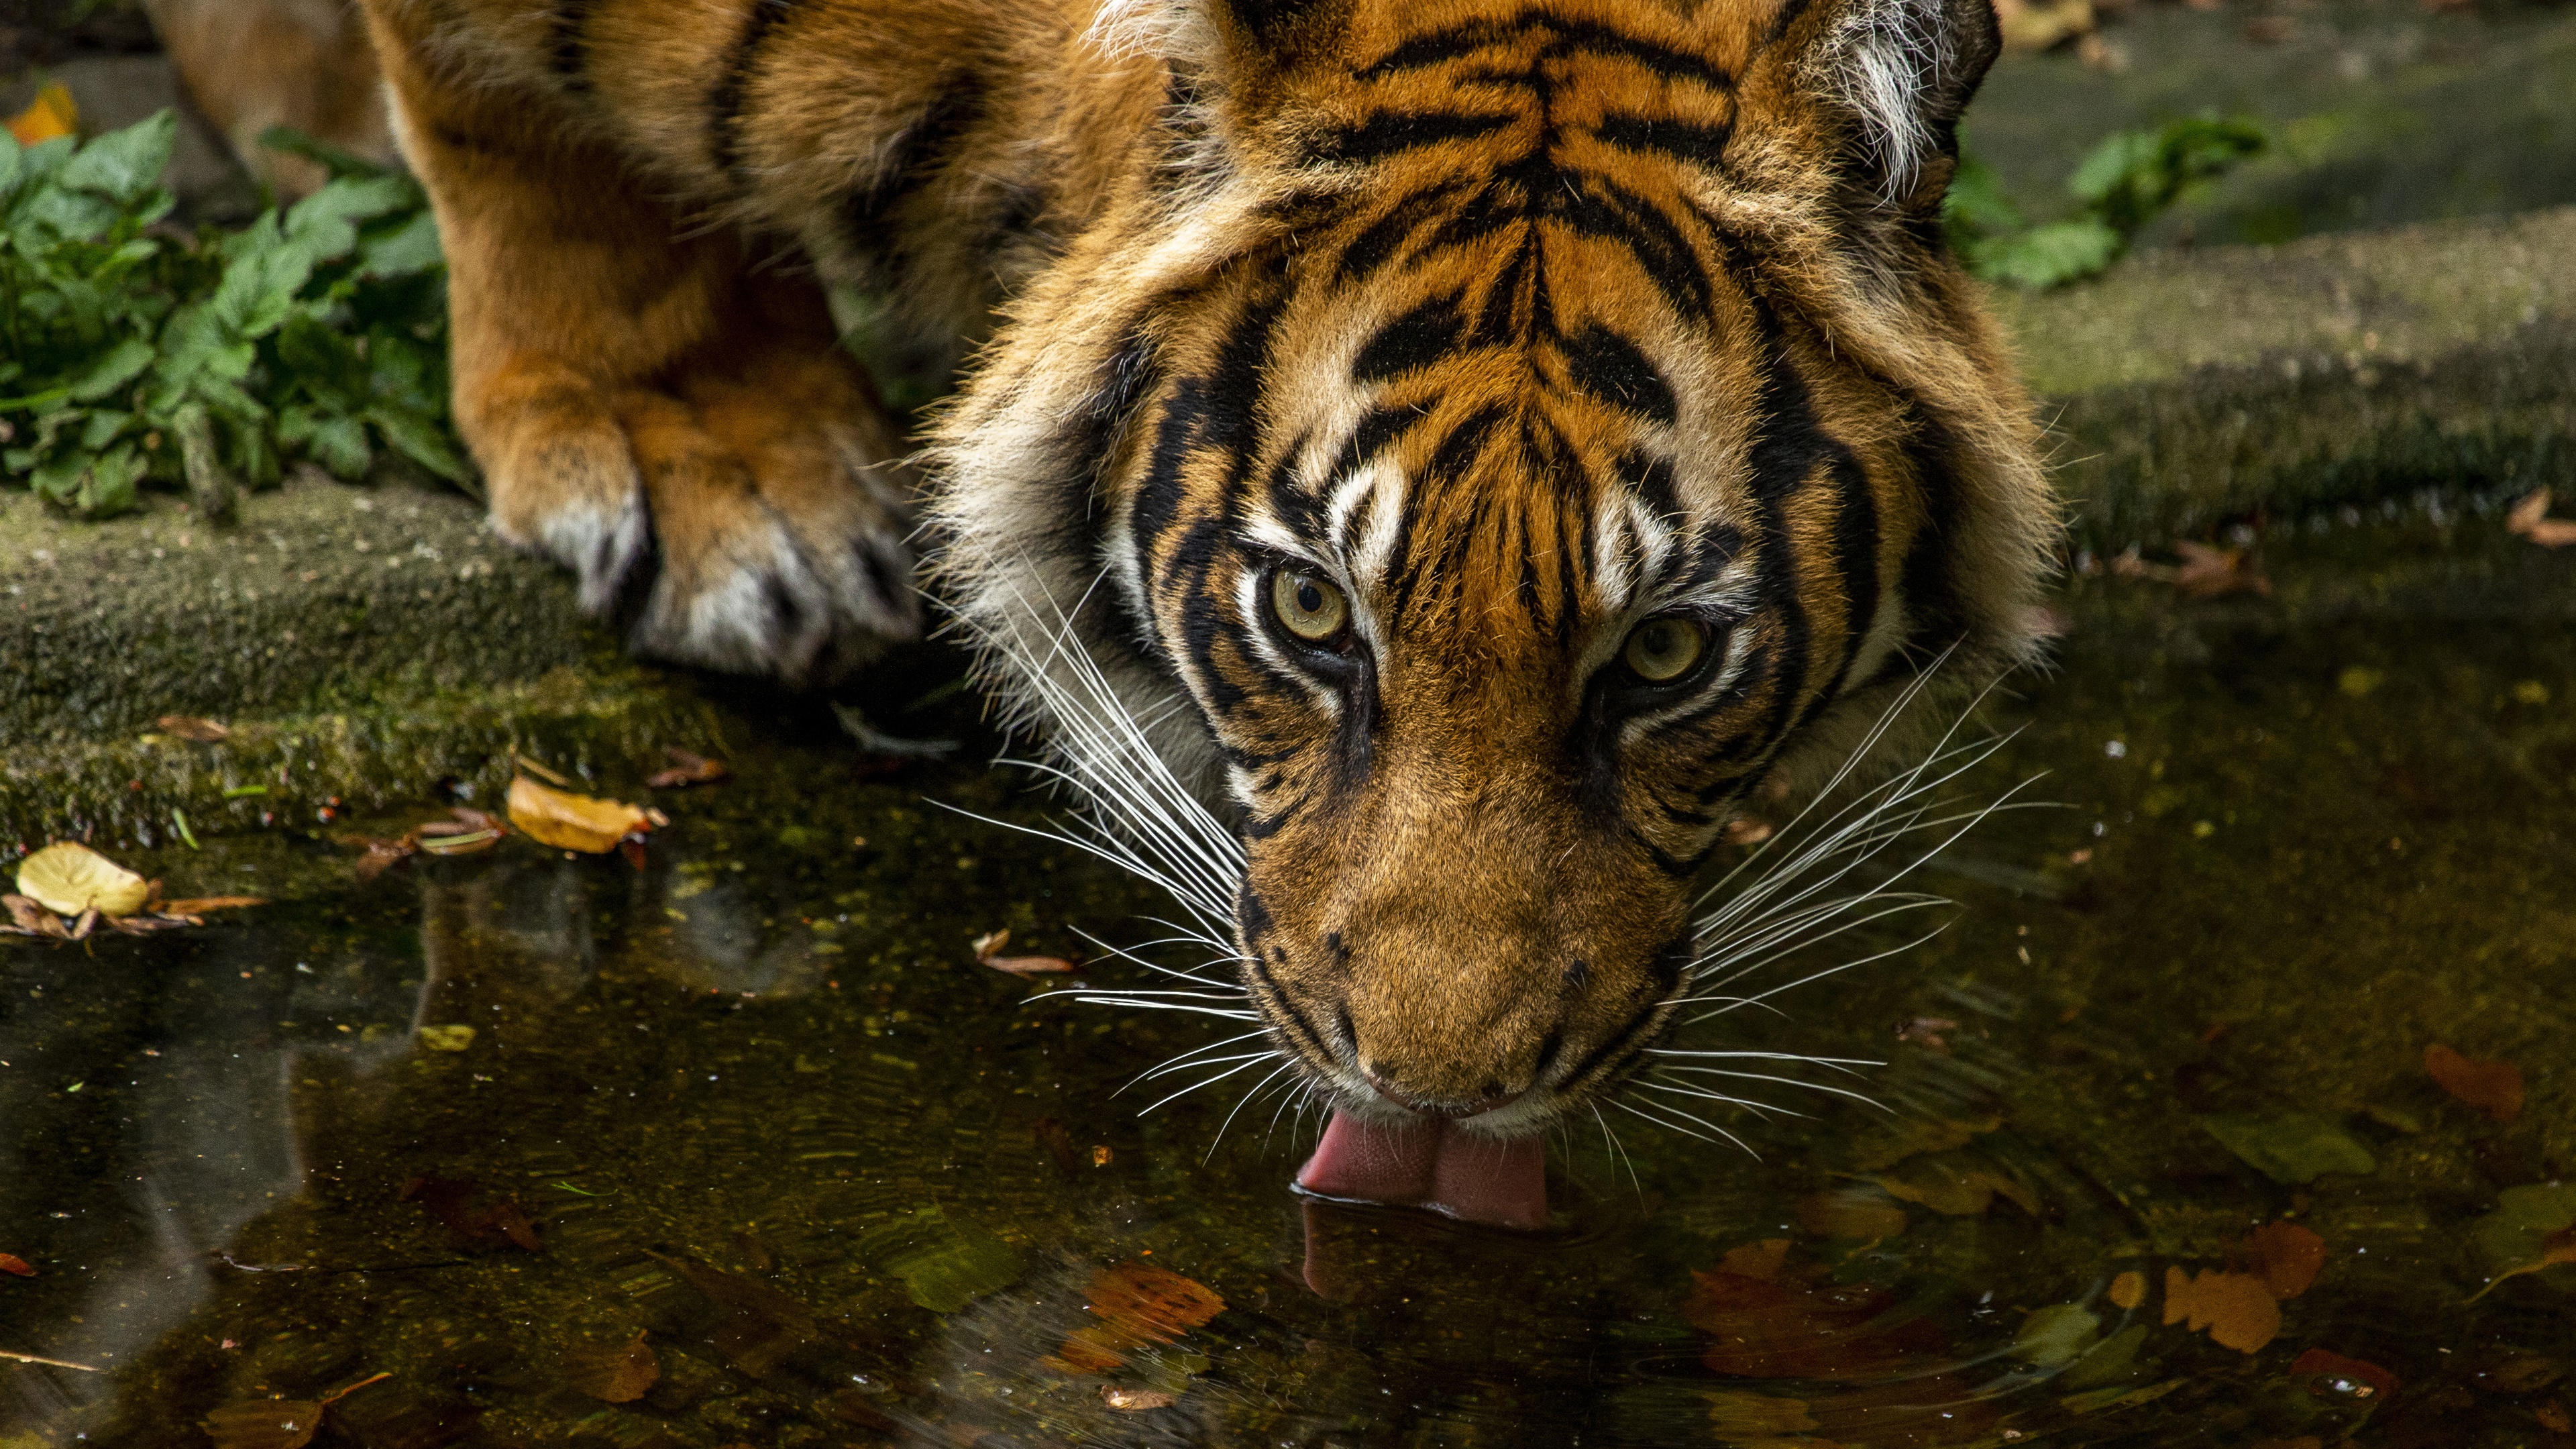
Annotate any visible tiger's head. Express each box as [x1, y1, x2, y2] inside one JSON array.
[[930, 0, 2055, 1217]]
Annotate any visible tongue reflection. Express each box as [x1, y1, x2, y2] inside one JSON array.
[[1295, 1110, 1546, 1229]]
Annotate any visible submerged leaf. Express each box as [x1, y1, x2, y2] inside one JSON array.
[[563, 1332, 659, 1403], [2162, 1267, 2280, 1353], [17, 843, 150, 918], [202, 1399, 323, 1449], [1050, 1262, 1228, 1373], [506, 775, 655, 854], [2291, 1348, 2398, 1400], [2015, 1303, 2103, 1368], [2469, 1183, 2576, 1298], [2245, 1221, 2326, 1300], [0, 1252, 34, 1277], [858, 1207, 1026, 1314], [2200, 1114, 2376, 1185], [2425, 1044, 2524, 1122], [645, 746, 730, 789], [1686, 1244, 1946, 1380]]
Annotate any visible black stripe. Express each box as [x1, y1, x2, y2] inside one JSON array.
[[843, 78, 989, 238], [550, 0, 595, 87], [1360, 17, 1733, 94], [1049, 329, 1163, 550], [1309, 109, 1520, 164], [1593, 113, 1734, 172], [1336, 182, 1470, 282], [1564, 325, 1677, 425], [1558, 176, 1715, 322], [1351, 295, 1465, 383], [708, 0, 804, 182]]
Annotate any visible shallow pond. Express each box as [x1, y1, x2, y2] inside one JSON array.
[[3, 498, 2573, 1448]]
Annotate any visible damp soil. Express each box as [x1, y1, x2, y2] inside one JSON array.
[[3, 500, 2573, 1448]]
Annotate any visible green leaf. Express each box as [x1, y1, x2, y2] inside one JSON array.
[[368, 404, 470, 483], [56, 112, 176, 207], [2469, 1183, 2576, 1297], [278, 176, 417, 272], [2012, 1303, 2102, 1368], [307, 415, 373, 480], [68, 337, 155, 402], [77, 408, 133, 451], [854, 1208, 1026, 1313], [276, 310, 368, 400], [1942, 152, 2024, 243], [2198, 1113, 2377, 1185], [356, 210, 444, 278], [258, 125, 395, 182], [79, 441, 145, 517], [1980, 219, 2123, 289]]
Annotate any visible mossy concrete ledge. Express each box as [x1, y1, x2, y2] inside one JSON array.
[[1, 471, 719, 850], [1995, 205, 2576, 550]]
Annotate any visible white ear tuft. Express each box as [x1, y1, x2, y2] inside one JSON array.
[[1813, 0, 1995, 202]]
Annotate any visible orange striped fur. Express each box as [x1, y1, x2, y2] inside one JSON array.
[[340, 0, 2053, 1148]]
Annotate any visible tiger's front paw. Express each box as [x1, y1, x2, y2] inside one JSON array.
[[466, 347, 920, 684]]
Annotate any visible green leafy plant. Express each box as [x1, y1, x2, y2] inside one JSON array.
[[0, 112, 466, 519], [1947, 114, 2267, 288]]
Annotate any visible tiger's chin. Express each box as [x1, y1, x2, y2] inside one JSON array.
[[1293, 1102, 1552, 1230]]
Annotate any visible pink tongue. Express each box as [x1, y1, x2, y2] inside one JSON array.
[[1295, 1110, 1546, 1229]]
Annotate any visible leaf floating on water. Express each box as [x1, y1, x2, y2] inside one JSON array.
[[857, 1208, 1028, 1314], [564, 1332, 659, 1403], [2170, 541, 2271, 600], [506, 775, 659, 854], [1102, 1385, 1179, 1411], [2508, 488, 2576, 548], [201, 1372, 385, 1449], [2290, 1348, 2397, 1400], [0, 1253, 34, 1277], [1793, 1188, 1910, 1242], [1703, 1389, 1819, 1436], [645, 747, 731, 789], [2245, 1221, 2326, 1299], [203, 1399, 325, 1449], [1686, 1242, 1946, 1381], [971, 927, 1079, 975], [2161, 1267, 2280, 1353], [417, 1024, 476, 1052], [1847, 1114, 2001, 1172], [1869, 1152, 2039, 1217], [157, 896, 268, 916], [156, 715, 231, 743], [2106, 1269, 2147, 1311], [399, 1176, 539, 1252], [17, 843, 151, 918], [2467, 1183, 2576, 1299], [1047, 1262, 1229, 1374], [2199, 1113, 2376, 1185], [2012, 1303, 2102, 1368], [2425, 1044, 2525, 1122]]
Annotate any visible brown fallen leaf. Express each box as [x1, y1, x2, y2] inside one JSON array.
[[2508, 489, 2576, 548], [2, 895, 67, 937], [156, 896, 269, 916], [16, 843, 150, 918], [1870, 1152, 2039, 1217], [1794, 1188, 1909, 1242], [563, 1332, 659, 1403], [2107, 1269, 2147, 1311], [506, 775, 659, 854], [2245, 1221, 2326, 1299], [1102, 1386, 1178, 1411], [971, 927, 1078, 975], [0, 1253, 33, 1277], [646, 746, 731, 789], [156, 715, 231, 743], [2171, 541, 2273, 601], [1687, 1244, 1947, 1380], [201, 1373, 386, 1449], [399, 1176, 541, 1252], [2540, 1399, 2574, 1433], [1047, 1261, 1228, 1374], [2426, 1043, 2525, 1122], [1894, 1017, 1960, 1053], [1035, 1117, 1083, 1175], [2163, 1266, 2281, 1353], [341, 835, 417, 882], [2291, 1347, 2398, 1399]]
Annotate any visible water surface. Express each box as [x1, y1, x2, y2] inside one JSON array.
[[3, 498, 2571, 1448]]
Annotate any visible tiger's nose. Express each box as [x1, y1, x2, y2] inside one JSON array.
[[1363, 1069, 1523, 1120]]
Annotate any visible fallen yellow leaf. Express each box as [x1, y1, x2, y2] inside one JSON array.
[[506, 776, 656, 853], [16, 843, 150, 918], [7, 83, 75, 146], [2163, 1267, 2280, 1353]]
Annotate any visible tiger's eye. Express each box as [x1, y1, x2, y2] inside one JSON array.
[[1271, 568, 1349, 643], [1622, 616, 1707, 682]]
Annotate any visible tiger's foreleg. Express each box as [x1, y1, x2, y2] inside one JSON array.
[[359, 1, 920, 682]]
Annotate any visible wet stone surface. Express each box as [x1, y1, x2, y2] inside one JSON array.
[[3, 507, 2573, 1448]]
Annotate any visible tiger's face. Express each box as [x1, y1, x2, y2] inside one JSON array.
[[931, 0, 2053, 1201]]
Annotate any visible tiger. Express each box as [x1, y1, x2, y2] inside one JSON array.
[[320, 0, 2055, 1225]]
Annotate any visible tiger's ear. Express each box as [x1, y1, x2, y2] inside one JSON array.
[[1761, 0, 2002, 210], [1089, 0, 1343, 65]]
